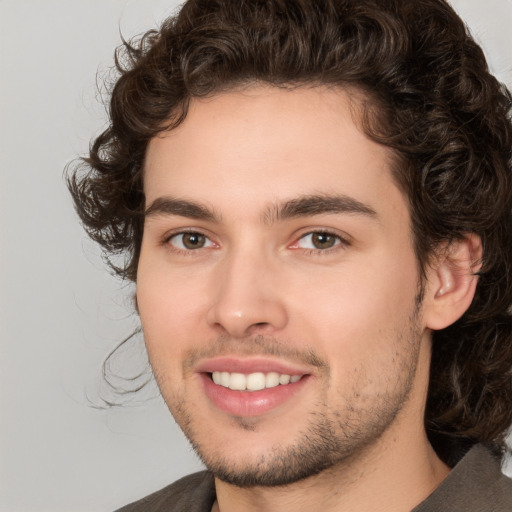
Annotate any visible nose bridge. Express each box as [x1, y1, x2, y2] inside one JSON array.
[[207, 237, 288, 338]]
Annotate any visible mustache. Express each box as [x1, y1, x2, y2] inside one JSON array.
[[182, 334, 327, 372]]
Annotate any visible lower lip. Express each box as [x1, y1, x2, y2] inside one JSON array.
[[200, 373, 310, 417]]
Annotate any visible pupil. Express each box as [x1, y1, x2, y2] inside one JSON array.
[[184, 233, 204, 249], [312, 233, 335, 249]]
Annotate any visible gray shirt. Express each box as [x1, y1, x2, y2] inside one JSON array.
[[115, 444, 512, 511]]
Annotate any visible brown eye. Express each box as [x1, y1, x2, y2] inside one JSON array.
[[311, 233, 337, 249], [183, 233, 205, 249], [296, 232, 342, 251], [169, 232, 212, 250]]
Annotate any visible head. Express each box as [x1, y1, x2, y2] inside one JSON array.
[[68, 0, 512, 476]]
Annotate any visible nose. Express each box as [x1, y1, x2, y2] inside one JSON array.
[[206, 248, 289, 339]]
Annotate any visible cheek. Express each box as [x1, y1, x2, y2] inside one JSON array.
[[293, 267, 420, 400], [136, 260, 210, 360], [286, 251, 420, 355]]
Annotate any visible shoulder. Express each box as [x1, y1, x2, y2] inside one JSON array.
[[414, 444, 512, 512], [113, 471, 216, 512]]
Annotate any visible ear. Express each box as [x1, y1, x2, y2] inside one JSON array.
[[423, 234, 482, 331]]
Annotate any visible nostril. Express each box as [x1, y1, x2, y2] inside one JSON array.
[[246, 322, 274, 335]]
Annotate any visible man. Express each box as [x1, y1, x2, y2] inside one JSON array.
[[68, 0, 512, 510]]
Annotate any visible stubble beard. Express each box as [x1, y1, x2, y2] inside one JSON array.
[[157, 311, 423, 488]]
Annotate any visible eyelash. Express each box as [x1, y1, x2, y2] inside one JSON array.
[[162, 229, 350, 256]]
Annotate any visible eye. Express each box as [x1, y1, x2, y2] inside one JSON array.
[[296, 231, 344, 250], [168, 232, 214, 250]]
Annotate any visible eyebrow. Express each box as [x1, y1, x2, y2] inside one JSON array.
[[144, 197, 220, 222], [263, 193, 377, 224], [144, 193, 377, 224]]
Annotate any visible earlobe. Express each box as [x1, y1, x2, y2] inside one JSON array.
[[424, 234, 482, 331]]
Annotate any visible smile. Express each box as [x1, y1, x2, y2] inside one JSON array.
[[211, 371, 303, 391], [196, 357, 312, 416]]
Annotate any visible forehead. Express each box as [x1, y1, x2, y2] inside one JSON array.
[[143, 86, 404, 220]]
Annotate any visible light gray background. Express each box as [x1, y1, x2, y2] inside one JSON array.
[[1, 1, 511, 511]]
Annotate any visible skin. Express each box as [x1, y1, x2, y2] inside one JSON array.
[[137, 86, 478, 512]]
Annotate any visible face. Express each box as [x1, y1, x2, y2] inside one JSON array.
[[137, 86, 431, 487]]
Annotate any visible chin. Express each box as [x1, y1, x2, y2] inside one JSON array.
[[181, 399, 405, 488]]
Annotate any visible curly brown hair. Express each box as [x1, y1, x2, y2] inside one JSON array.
[[67, 0, 512, 461]]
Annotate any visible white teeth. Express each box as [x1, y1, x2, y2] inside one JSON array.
[[246, 372, 266, 391], [265, 372, 280, 388], [229, 373, 246, 391], [279, 374, 291, 385], [211, 371, 303, 391], [220, 371, 230, 387]]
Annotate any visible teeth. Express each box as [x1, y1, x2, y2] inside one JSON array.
[[265, 372, 280, 388], [247, 372, 266, 391], [229, 373, 246, 391], [211, 371, 303, 391], [279, 374, 291, 385], [220, 371, 230, 387]]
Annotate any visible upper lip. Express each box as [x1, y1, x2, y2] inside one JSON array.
[[194, 357, 311, 376]]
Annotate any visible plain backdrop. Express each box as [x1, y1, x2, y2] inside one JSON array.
[[1, 1, 511, 511]]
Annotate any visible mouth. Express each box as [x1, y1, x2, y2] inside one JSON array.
[[196, 358, 312, 417], [210, 371, 303, 391]]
